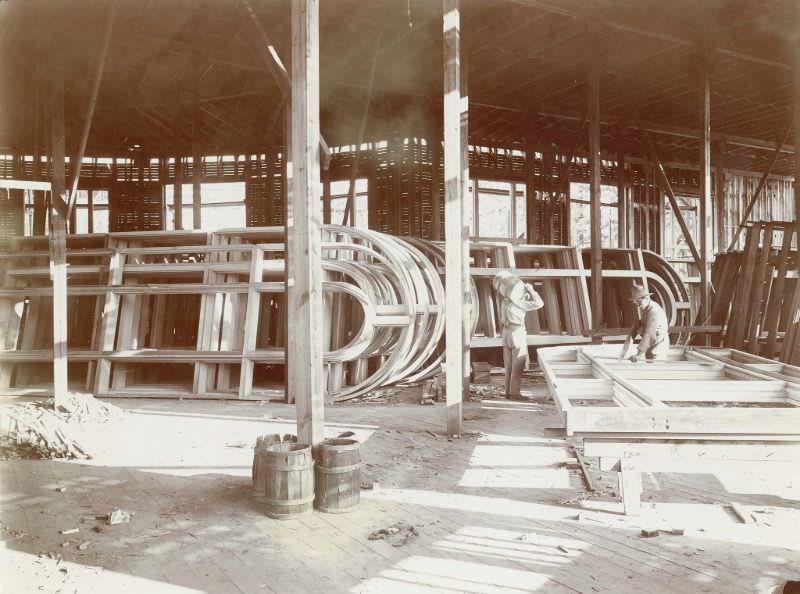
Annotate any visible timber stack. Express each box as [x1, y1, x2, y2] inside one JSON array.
[[1, 227, 692, 400], [709, 221, 799, 363]]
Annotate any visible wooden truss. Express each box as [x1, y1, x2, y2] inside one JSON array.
[[539, 344, 800, 515]]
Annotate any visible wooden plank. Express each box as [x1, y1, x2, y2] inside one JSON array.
[[240, 0, 331, 165], [744, 223, 774, 351], [238, 246, 263, 398], [583, 439, 800, 462], [698, 58, 712, 333], [94, 241, 125, 395], [618, 458, 642, 516], [443, 0, 464, 437], [762, 228, 795, 357], [66, 2, 115, 215], [616, 128, 627, 248], [566, 407, 800, 436], [588, 33, 603, 335], [460, 55, 471, 400], [288, 0, 325, 447], [341, 33, 380, 226], [192, 103, 202, 230], [726, 225, 760, 348], [49, 50, 69, 407], [627, 84, 702, 269], [174, 157, 183, 230]]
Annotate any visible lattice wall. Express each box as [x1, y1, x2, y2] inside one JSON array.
[[245, 152, 286, 227], [109, 182, 163, 232]]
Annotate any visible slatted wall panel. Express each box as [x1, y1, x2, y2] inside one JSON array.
[[109, 182, 164, 231], [528, 152, 568, 245], [723, 173, 795, 250], [0, 189, 24, 244], [629, 164, 660, 252], [245, 151, 286, 226]]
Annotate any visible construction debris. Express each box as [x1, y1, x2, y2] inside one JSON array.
[[729, 503, 756, 524], [468, 384, 505, 401], [106, 509, 133, 525], [78, 541, 93, 551], [59, 528, 79, 535], [368, 523, 419, 547], [0, 393, 123, 460], [641, 528, 684, 538]]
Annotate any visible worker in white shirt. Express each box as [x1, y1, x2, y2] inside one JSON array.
[[627, 284, 670, 362], [493, 271, 544, 399]]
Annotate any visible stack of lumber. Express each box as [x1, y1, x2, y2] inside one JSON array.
[[0, 227, 445, 402], [709, 222, 798, 363], [0, 228, 693, 401]]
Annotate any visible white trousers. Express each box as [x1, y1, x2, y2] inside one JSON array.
[[501, 324, 528, 397]]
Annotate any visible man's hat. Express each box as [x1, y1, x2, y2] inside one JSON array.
[[629, 284, 652, 301]]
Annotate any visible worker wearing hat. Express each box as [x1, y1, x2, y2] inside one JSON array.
[[493, 271, 544, 399], [627, 284, 669, 362]]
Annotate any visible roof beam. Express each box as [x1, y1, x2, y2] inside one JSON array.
[[506, 0, 792, 72], [333, 79, 794, 155]]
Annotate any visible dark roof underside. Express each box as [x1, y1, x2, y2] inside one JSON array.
[[0, 0, 796, 175]]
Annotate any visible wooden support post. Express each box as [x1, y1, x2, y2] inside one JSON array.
[[87, 189, 94, 233], [66, 1, 115, 216], [460, 41, 471, 397], [699, 55, 713, 333], [714, 141, 727, 252], [588, 32, 603, 335], [49, 54, 69, 406], [430, 136, 442, 240], [240, 0, 331, 168], [174, 157, 183, 230], [322, 168, 331, 225], [627, 84, 702, 268], [342, 33, 381, 227], [192, 103, 202, 230], [616, 127, 628, 248], [443, 0, 464, 436], [288, 0, 324, 448], [796, 3, 800, 241]]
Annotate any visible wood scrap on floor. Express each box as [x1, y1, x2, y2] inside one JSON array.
[[367, 523, 419, 547], [0, 393, 122, 459]]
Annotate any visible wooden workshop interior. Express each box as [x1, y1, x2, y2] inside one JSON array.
[[1, 0, 798, 447]]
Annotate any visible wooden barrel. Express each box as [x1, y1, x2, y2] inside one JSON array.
[[315, 438, 361, 513], [252, 434, 283, 499], [258, 442, 314, 519]]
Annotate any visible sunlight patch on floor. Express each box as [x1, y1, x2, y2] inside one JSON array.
[[432, 524, 585, 567], [476, 432, 563, 445], [351, 555, 554, 594], [459, 467, 573, 489], [460, 444, 574, 489], [1, 546, 202, 594]]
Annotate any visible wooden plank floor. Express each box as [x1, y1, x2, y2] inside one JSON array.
[[1, 380, 798, 593]]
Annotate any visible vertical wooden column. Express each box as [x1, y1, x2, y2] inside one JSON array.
[[321, 167, 331, 225], [288, 0, 324, 448], [460, 38, 471, 397], [699, 55, 713, 331], [192, 104, 202, 230], [714, 141, 727, 252], [174, 157, 183, 230], [587, 31, 603, 334], [795, 4, 800, 237], [430, 137, 442, 240], [616, 127, 628, 248], [50, 52, 69, 406], [443, 0, 464, 436]]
